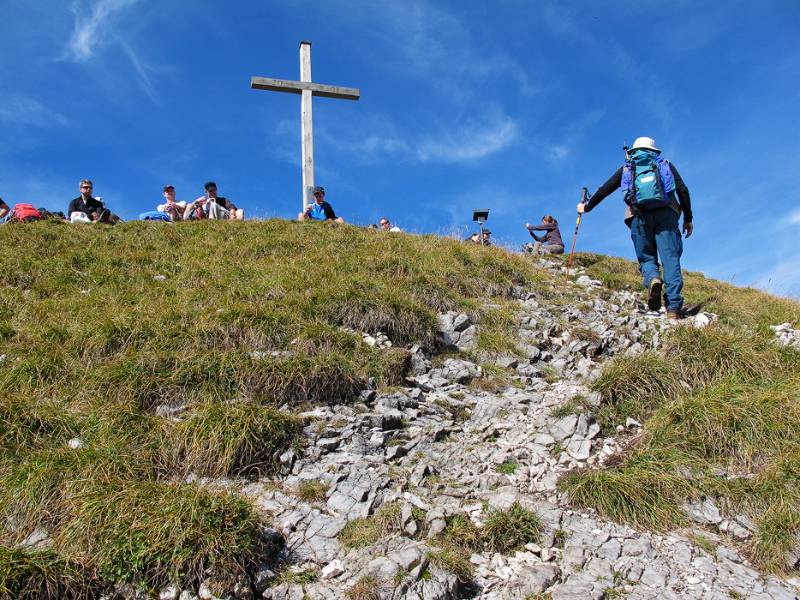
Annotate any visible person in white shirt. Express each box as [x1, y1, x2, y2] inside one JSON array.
[[157, 185, 187, 221], [379, 217, 401, 232]]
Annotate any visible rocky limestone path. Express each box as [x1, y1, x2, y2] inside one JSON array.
[[176, 262, 799, 600]]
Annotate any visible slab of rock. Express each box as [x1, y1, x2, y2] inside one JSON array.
[[682, 498, 722, 525], [549, 415, 578, 442]]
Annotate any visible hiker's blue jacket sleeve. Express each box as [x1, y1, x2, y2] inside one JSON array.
[[585, 167, 623, 212], [669, 163, 693, 223]]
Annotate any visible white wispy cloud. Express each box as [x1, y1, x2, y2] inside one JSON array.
[[62, 0, 158, 102], [539, 108, 607, 163], [370, 1, 538, 98], [307, 109, 518, 165], [65, 0, 139, 61], [0, 95, 69, 128], [415, 112, 518, 162], [787, 209, 800, 225]]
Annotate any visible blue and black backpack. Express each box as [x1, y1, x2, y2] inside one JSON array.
[[621, 149, 676, 209]]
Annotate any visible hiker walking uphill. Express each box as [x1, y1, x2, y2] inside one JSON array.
[[577, 136, 693, 319]]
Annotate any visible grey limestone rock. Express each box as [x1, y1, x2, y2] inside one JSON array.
[[682, 498, 722, 525], [437, 311, 477, 351]]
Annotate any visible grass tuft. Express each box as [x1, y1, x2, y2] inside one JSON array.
[[157, 401, 300, 478], [295, 480, 329, 502], [0, 546, 90, 600], [338, 502, 404, 549], [495, 460, 519, 475], [483, 502, 542, 554], [345, 575, 381, 600], [55, 479, 266, 590]]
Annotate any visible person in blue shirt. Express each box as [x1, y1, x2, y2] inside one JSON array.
[[298, 186, 344, 223]]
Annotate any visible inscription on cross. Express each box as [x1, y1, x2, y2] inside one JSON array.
[[250, 41, 360, 211]]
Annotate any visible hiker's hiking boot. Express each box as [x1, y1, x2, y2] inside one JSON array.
[[647, 278, 663, 311]]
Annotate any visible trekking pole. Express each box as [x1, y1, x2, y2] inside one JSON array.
[[564, 187, 589, 283]]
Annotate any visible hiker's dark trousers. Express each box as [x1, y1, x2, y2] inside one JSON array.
[[630, 206, 684, 311]]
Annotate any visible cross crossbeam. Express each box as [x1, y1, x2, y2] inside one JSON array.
[[250, 42, 360, 211], [250, 77, 359, 101]]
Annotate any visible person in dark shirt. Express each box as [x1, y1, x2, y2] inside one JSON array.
[[187, 181, 244, 220], [577, 136, 693, 319], [0, 198, 9, 220], [298, 186, 344, 223], [526, 215, 564, 255], [67, 180, 120, 223]]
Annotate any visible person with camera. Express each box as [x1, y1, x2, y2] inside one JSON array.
[[526, 215, 564, 255]]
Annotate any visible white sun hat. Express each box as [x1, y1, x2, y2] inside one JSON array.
[[631, 136, 660, 152]]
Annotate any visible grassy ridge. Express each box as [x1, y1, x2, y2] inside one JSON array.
[[0, 220, 544, 595], [563, 255, 800, 574]]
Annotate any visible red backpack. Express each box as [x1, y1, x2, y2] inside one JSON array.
[[10, 204, 42, 222]]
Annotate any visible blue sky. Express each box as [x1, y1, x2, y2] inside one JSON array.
[[2, 0, 799, 298]]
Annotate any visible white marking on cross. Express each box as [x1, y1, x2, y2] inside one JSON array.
[[251, 41, 360, 212]]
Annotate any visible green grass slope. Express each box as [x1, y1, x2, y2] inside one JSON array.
[[0, 222, 798, 596], [0, 220, 546, 597], [564, 253, 800, 574]]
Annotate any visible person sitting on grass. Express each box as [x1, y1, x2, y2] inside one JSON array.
[[67, 180, 120, 223], [481, 229, 492, 246], [0, 198, 9, 221], [465, 232, 480, 244], [157, 185, 187, 221], [186, 181, 244, 220], [379, 217, 401, 232], [298, 186, 344, 223], [526, 215, 564, 255]]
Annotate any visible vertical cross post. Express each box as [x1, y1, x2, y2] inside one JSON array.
[[250, 43, 360, 213], [299, 41, 314, 212]]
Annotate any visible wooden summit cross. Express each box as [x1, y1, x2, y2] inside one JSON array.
[[251, 41, 360, 211]]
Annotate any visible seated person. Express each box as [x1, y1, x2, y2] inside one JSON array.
[[0, 198, 8, 220], [298, 186, 344, 223], [157, 185, 187, 221], [379, 217, 401, 232], [186, 181, 244, 220], [481, 229, 492, 246], [465, 232, 480, 244], [67, 180, 120, 223], [526, 215, 564, 255]]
